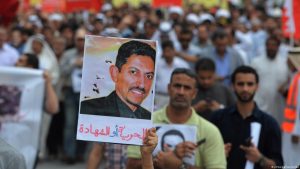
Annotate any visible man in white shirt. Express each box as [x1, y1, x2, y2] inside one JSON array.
[[0, 27, 19, 66], [155, 40, 189, 110], [251, 36, 289, 124]]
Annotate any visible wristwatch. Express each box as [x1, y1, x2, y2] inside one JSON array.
[[258, 155, 266, 167]]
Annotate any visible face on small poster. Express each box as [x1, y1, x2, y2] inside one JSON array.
[[0, 85, 22, 119], [77, 36, 157, 145], [153, 124, 197, 166]]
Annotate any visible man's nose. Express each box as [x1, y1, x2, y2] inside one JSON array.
[[135, 75, 145, 88], [177, 86, 185, 94]]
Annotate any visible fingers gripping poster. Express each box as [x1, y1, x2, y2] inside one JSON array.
[[77, 36, 157, 145]]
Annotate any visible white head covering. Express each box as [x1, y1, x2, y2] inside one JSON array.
[[28, 15, 43, 28], [102, 3, 112, 12], [49, 13, 64, 21], [198, 13, 215, 24], [23, 34, 60, 84], [216, 9, 231, 19], [168, 6, 184, 16], [159, 21, 172, 32], [186, 13, 199, 25]]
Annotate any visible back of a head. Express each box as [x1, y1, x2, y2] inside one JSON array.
[[195, 58, 216, 73], [24, 53, 39, 69], [115, 40, 156, 70], [231, 65, 259, 84]]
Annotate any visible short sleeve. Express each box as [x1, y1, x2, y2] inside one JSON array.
[[202, 122, 227, 169], [127, 145, 142, 159]]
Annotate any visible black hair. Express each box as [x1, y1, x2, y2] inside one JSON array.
[[231, 66, 259, 83], [144, 19, 158, 28], [23, 53, 39, 69], [195, 58, 215, 72], [180, 28, 193, 36], [161, 129, 185, 151], [161, 40, 174, 50], [115, 40, 156, 71], [170, 68, 198, 86], [211, 29, 228, 42]]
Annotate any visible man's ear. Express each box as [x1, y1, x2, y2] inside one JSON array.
[[109, 65, 119, 83], [167, 83, 171, 95]]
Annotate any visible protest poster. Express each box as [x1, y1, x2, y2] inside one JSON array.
[[153, 124, 197, 165], [77, 36, 157, 145], [0, 67, 44, 169]]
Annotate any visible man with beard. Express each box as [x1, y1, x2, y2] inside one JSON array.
[[211, 66, 283, 169], [250, 36, 289, 124], [126, 68, 226, 169]]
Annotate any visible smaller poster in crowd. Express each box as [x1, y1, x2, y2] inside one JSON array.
[[0, 67, 45, 169], [77, 35, 157, 145], [153, 124, 197, 166]]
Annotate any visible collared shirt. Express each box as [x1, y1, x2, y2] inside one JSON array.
[[211, 104, 283, 169], [127, 107, 227, 169], [214, 49, 231, 86], [115, 92, 146, 119]]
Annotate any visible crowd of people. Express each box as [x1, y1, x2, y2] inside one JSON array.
[[1, 0, 300, 169]]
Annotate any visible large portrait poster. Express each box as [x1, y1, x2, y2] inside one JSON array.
[[153, 124, 197, 166], [77, 36, 157, 145], [0, 67, 44, 169]]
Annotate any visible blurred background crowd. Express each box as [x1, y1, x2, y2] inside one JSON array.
[[0, 0, 300, 168]]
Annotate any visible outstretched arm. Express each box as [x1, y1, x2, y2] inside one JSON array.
[[140, 128, 158, 169]]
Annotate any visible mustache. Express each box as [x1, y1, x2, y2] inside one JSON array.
[[129, 87, 145, 94]]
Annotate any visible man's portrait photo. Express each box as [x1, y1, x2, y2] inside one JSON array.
[[153, 125, 197, 165], [79, 37, 156, 120]]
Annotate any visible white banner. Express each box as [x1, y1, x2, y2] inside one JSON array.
[[0, 67, 44, 169]]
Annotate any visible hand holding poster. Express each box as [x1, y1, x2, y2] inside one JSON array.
[[77, 36, 157, 145], [153, 124, 197, 165]]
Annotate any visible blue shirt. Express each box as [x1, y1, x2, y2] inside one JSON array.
[[214, 49, 231, 86], [210, 104, 283, 169]]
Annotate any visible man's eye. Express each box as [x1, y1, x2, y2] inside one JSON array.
[[146, 74, 153, 80], [130, 70, 137, 74]]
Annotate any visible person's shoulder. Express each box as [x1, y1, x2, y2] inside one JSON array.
[[81, 96, 108, 106], [62, 48, 77, 57], [257, 108, 280, 128], [213, 82, 230, 91], [212, 106, 232, 118], [138, 106, 151, 120], [3, 44, 19, 56], [80, 93, 115, 115], [152, 107, 167, 123], [197, 114, 220, 133], [174, 57, 189, 68]]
